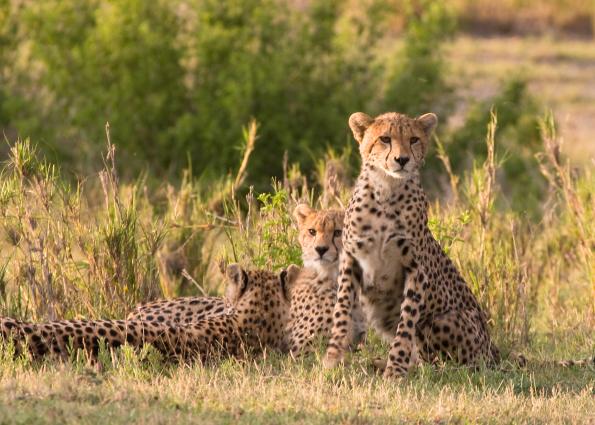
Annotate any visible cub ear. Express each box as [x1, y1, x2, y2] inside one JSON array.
[[416, 113, 438, 136], [293, 203, 313, 227], [332, 209, 345, 224], [224, 263, 249, 302], [217, 257, 228, 275], [279, 264, 301, 300], [349, 112, 374, 144]]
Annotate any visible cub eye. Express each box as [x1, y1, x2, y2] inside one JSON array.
[[410, 136, 420, 145], [380, 136, 391, 144], [308, 229, 316, 236], [333, 229, 342, 238]]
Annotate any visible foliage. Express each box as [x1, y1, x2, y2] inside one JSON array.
[[0, 0, 463, 186], [446, 76, 545, 212], [0, 110, 592, 422], [16, 0, 187, 169], [380, 0, 457, 117]]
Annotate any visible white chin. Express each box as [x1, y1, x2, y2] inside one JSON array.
[[385, 170, 409, 179], [304, 258, 335, 270]]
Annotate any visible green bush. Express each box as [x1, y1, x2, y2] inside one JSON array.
[[0, 0, 550, 211], [446, 77, 545, 212], [20, 0, 187, 169], [380, 0, 456, 117]]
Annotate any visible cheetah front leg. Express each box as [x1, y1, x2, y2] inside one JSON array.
[[323, 252, 360, 368], [383, 267, 426, 378]]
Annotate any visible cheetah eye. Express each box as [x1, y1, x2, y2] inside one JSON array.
[[410, 136, 420, 145], [379, 136, 391, 144], [333, 229, 342, 238], [308, 229, 316, 236]]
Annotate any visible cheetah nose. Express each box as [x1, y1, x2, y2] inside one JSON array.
[[315, 246, 329, 257], [395, 156, 410, 167]]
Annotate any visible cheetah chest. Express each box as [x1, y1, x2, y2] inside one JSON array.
[[346, 205, 408, 293], [344, 190, 419, 338]]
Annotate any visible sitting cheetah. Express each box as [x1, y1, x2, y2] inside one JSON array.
[[286, 205, 365, 355], [1, 264, 292, 362], [323, 111, 502, 378]]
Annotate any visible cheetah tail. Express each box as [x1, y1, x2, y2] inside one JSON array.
[[508, 352, 594, 368]]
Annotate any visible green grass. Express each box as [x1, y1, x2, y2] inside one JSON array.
[[0, 348, 593, 424], [0, 91, 593, 423]]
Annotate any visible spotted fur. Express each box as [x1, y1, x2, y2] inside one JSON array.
[[126, 296, 228, 324], [323, 111, 503, 378], [323, 111, 594, 377], [287, 205, 366, 355], [1, 264, 291, 362]]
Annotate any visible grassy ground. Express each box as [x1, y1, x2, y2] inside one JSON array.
[[0, 350, 593, 424], [0, 35, 594, 424]]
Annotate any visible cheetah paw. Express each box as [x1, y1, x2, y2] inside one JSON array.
[[372, 357, 387, 372], [322, 349, 345, 369], [382, 365, 407, 379]]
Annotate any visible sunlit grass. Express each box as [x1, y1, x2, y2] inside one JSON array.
[[0, 111, 593, 423]]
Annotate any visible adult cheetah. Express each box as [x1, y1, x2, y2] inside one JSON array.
[[1, 264, 292, 362], [323, 111, 501, 378]]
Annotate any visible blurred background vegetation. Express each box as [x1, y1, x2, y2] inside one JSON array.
[[1, 0, 593, 204]]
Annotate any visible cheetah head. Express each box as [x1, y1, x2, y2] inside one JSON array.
[[293, 204, 343, 277], [223, 263, 296, 349], [348, 111, 438, 180]]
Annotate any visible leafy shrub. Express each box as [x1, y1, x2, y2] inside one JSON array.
[[380, 0, 457, 117], [18, 0, 187, 170], [446, 76, 545, 212]]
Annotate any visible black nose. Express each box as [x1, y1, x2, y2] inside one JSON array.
[[395, 156, 410, 167], [315, 246, 329, 257]]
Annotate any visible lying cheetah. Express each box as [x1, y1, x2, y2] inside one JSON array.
[[126, 295, 227, 324], [129, 205, 367, 356], [1, 264, 292, 362], [323, 111, 502, 378], [287, 205, 365, 355], [126, 261, 228, 324]]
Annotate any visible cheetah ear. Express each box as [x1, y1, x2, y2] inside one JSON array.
[[349, 112, 374, 144], [416, 113, 438, 137], [284, 264, 301, 287], [293, 203, 313, 227], [217, 257, 228, 275], [279, 264, 301, 301], [224, 263, 249, 301]]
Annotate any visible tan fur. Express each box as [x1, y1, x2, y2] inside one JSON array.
[[287, 205, 366, 355], [293, 204, 344, 279], [323, 111, 501, 378], [1, 264, 291, 362]]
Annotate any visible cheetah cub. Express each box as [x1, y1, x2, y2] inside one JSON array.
[[287, 204, 365, 355], [323, 111, 500, 378]]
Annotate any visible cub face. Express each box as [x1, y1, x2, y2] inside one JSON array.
[[349, 112, 438, 179], [293, 204, 344, 276]]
